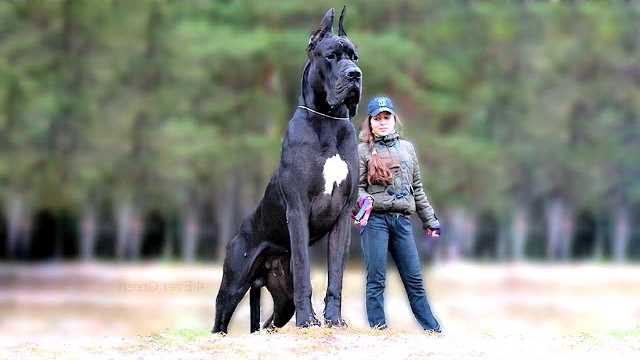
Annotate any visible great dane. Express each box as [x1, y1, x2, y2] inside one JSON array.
[[212, 7, 362, 333]]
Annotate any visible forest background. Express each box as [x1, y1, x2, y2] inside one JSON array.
[[1, 0, 639, 264]]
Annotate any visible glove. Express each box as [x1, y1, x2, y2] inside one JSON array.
[[425, 226, 440, 238], [352, 195, 373, 227]]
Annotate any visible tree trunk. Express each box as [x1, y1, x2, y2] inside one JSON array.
[[116, 202, 129, 260], [462, 211, 477, 258], [593, 213, 606, 260], [496, 219, 510, 261], [162, 215, 174, 259], [511, 205, 529, 261], [216, 174, 238, 260], [545, 198, 575, 260], [80, 204, 97, 261], [5, 194, 31, 260], [560, 206, 575, 260], [444, 207, 476, 261], [181, 205, 200, 263], [116, 201, 143, 260], [612, 205, 630, 263]]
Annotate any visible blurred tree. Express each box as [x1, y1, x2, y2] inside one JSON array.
[[0, 0, 638, 262]]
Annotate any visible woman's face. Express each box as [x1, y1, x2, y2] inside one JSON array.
[[370, 111, 396, 137]]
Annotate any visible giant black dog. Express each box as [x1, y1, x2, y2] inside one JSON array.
[[212, 7, 361, 333]]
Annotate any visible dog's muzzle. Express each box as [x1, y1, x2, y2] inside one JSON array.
[[336, 67, 361, 97], [345, 67, 361, 82]]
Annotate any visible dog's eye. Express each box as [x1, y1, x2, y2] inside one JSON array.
[[326, 54, 336, 61], [352, 55, 359, 63]]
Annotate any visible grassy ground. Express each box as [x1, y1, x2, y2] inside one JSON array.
[[1, 262, 639, 359]]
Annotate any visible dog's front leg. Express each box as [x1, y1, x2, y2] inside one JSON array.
[[323, 208, 351, 327], [286, 198, 319, 327]]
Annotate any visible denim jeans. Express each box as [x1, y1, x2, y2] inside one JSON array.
[[360, 212, 441, 331]]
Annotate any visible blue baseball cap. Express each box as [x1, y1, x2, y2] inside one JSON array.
[[367, 96, 395, 117]]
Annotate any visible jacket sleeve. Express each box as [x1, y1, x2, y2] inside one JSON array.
[[357, 143, 372, 201], [409, 142, 440, 230]]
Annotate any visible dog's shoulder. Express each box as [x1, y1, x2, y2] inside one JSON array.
[[283, 113, 311, 144]]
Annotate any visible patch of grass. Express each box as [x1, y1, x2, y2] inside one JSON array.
[[172, 327, 211, 341], [135, 327, 210, 349], [609, 327, 640, 339]]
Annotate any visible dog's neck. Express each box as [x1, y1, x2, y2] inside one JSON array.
[[299, 62, 350, 119]]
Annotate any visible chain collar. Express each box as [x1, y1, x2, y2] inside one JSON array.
[[297, 105, 350, 121]]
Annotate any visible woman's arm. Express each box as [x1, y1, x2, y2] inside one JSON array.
[[409, 143, 440, 230]]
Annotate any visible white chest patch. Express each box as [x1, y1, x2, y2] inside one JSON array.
[[322, 154, 349, 195]]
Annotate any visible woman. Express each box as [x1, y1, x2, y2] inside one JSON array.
[[355, 96, 442, 332]]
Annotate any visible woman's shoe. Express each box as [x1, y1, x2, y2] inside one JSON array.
[[424, 327, 443, 336]]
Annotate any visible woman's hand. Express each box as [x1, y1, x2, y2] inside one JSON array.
[[426, 226, 440, 238], [353, 195, 374, 227]]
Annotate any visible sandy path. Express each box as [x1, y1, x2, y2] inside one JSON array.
[[1, 262, 639, 359]]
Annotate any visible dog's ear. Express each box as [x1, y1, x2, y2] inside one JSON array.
[[319, 8, 335, 35], [308, 8, 335, 52], [338, 6, 347, 37]]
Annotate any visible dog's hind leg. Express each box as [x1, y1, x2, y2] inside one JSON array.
[[213, 274, 250, 334], [249, 278, 264, 333], [213, 236, 289, 334], [212, 234, 254, 334]]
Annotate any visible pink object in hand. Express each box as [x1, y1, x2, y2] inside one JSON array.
[[353, 195, 373, 226]]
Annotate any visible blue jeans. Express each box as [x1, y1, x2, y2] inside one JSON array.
[[360, 212, 441, 331]]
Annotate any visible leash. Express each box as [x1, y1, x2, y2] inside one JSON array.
[[297, 105, 350, 121]]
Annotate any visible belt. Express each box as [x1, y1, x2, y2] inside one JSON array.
[[373, 210, 411, 218]]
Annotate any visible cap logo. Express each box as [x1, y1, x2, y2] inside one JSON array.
[[377, 98, 386, 107]]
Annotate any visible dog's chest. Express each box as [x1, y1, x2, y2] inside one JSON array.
[[308, 151, 355, 239], [322, 154, 349, 195]]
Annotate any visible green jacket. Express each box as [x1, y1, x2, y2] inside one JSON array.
[[357, 132, 440, 230]]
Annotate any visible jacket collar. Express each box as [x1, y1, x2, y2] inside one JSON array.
[[374, 132, 400, 145]]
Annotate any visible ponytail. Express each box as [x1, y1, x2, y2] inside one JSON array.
[[360, 116, 396, 186]]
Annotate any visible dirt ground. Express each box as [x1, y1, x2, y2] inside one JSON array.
[[1, 262, 639, 359]]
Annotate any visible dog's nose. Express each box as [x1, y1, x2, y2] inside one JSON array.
[[347, 69, 361, 80]]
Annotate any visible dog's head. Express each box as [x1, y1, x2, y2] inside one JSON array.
[[306, 7, 362, 117]]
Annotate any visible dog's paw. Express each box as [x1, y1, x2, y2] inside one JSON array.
[[263, 325, 278, 334], [211, 328, 228, 336], [324, 318, 348, 328], [296, 316, 321, 328]]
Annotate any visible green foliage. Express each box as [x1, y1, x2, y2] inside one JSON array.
[[0, 0, 638, 229]]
